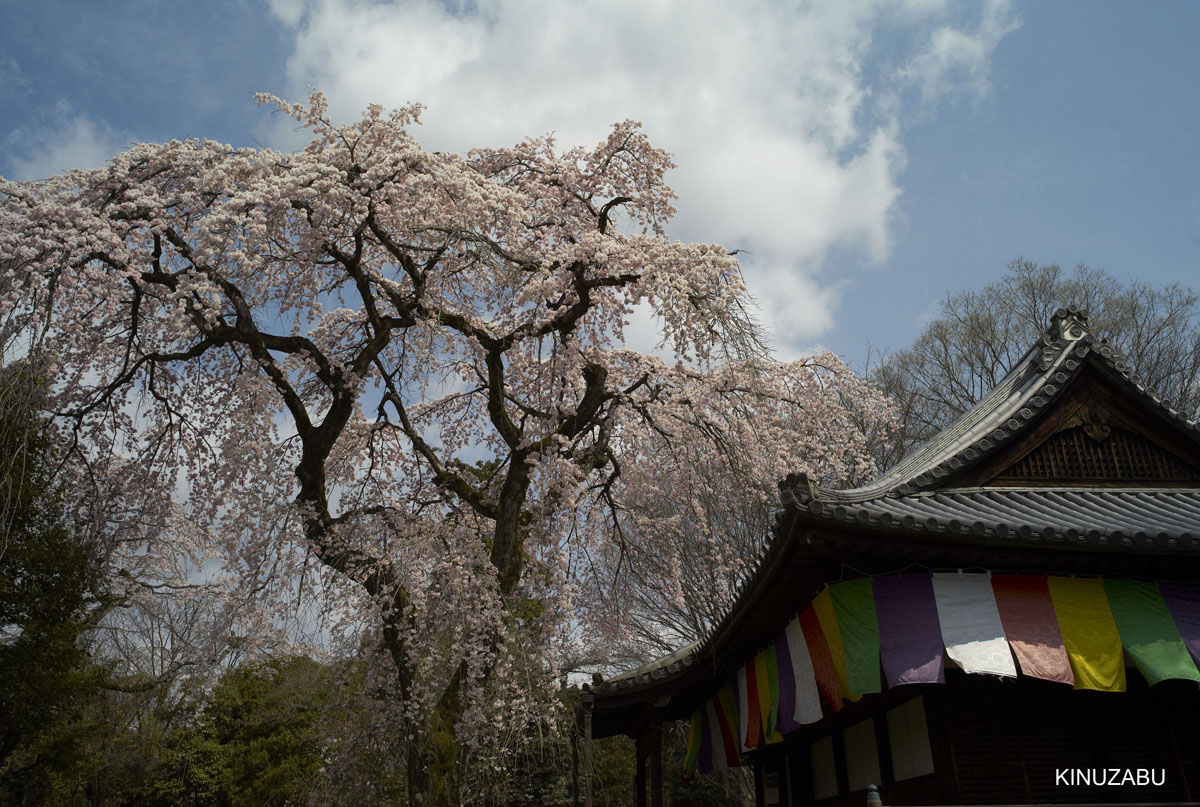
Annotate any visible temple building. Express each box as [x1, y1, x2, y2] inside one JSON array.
[[585, 307, 1200, 806]]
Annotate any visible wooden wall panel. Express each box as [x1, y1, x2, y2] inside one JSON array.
[[939, 674, 1200, 805]]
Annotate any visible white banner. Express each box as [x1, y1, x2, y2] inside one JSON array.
[[932, 572, 1017, 677]]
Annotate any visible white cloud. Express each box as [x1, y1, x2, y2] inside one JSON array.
[[0, 56, 31, 101], [265, 0, 1018, 354], [4, 103, 127, 182], [267, 0, 308, 27], [899, 0, 1021, 106]]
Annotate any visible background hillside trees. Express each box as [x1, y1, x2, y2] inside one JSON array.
[[871, 258, 1200, 467]]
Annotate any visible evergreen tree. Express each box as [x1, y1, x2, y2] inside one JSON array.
[[0, 365, 106, 803]]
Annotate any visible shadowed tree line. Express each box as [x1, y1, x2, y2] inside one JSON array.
[[1, 363, 107, 795]]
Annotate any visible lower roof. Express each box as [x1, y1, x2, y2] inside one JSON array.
[[794, 487, 1200, 551], [590, 486, 1200, 737]]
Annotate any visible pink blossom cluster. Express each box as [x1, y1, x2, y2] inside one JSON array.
[[0, 91, 895, 791]]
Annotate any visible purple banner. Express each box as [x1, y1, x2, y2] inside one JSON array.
[[773, 630, 799, 733], [873, 573, 945, 686], [1160, 581, 1200, 667]]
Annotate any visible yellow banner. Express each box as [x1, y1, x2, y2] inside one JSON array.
[[1047, 576, 1125, 692]]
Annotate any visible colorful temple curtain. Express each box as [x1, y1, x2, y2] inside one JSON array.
[[712, 683, 740, 770], [756, 647, 783, 743], [798, 604, 843, 712], [991, 573, 1074, 684], [682, 573, 1200, 776], [932, 572, 1017, 677], [735, 664, 756, 750], [1160, 582, 1200, 667], [872, 573, 943, 686], [1103, 579, 1200, 685], [829, 579, 882, 695], [779, 617, 823, 728], [1047, 576, 1125, 692], [811, 588, 856, 701]]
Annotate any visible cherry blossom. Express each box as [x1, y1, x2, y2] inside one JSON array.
[[0, 92, 894, 806]]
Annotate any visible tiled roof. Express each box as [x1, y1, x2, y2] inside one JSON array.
[[596, 641, 700, 692], [595, 307, 1200, 697], [794, 488, 1200, 550], [830, 305, 1200, 502]]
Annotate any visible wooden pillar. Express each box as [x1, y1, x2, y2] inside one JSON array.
[[635, 753, 647, 807], [790, 740, 814, 807], [571, 730, 580, 807], [650, 726, 663, 807], [633, 708, 664, 807], [635, 722, 663, 807], [873, 711, 894, 799], [580, 689, 595, 807]]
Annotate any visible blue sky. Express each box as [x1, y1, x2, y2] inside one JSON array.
[[3, 0, 1197, 367]]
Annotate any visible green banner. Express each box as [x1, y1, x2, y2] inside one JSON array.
[[1104, 579, 1200, 686], [829, 578, 881, 695], [763, 642, 781, 738]]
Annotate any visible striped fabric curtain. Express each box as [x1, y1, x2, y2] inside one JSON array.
[[683, 575, 1200, 777]]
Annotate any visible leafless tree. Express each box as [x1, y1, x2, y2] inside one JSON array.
[[871, 258, 1200, 466]]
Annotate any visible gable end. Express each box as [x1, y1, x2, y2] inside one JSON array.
[[988, 416, 1200, 485]]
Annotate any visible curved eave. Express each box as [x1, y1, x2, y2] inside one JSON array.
[[592, 490, 1200, 736], [591, 508, 817, 737], [594, 641, 700, 696], [791, 488, 1200, 554]]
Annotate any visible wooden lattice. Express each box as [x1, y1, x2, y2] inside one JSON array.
[[992, 425, 1200, 484]]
